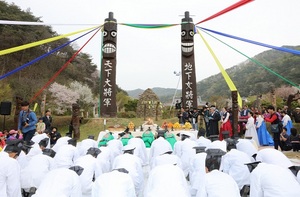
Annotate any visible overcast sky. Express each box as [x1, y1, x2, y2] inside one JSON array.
[[4, 0, 300, 91]]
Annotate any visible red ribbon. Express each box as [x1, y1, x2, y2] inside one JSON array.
[[196, 0, 254, 25]]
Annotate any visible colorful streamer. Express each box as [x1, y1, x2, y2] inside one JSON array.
[[196, 0, 254, 25], [29, 27, 101, 102], [198, 27, 300, 90], [0, 27, 100, 80], [0, 25, 100, 56], [198, 27, 300, 56], [119, 23, 179, 29], [196, 28, 243, 107]]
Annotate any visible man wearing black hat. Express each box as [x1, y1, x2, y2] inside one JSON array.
[[196, 149, 240, 197], [33, 167, 82, 197], [74, 147, 102, 196], [18, 101, 38, 145], [149, 130, 172, 166], [0, 140, 22, 197]]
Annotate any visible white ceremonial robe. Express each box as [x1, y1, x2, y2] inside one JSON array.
[[256, 148, 293, 168], [250, 163, 300, 197], [54, 144, 80, 168], [173, 140, 183, 158], [107, 139, 123, 163], [96, 146, 111, 173], [31, 133, 51, 149], [32, 168, 82, 197], [128, 137, 149, 166], [205, 140, 227, 152], [0, 152, 22, 197], [51, 136, 71, 152], [196, 136, 212, 147], [189, 153, 207, 196], [149, 137, 172, 165], [92, 170, 136, 197], [245, 116, 259, 146], [75, 154, 101, 197], [180, 138, 197, 177], [144, 164, 190, 197], [196, 170, 241, 197], [21, 154, 55, 189], [220, 149, 251, 189], [236, 139, 258, 162], [112, 153, 144, 196], [77, 139, 98, 156], [151, 153, 182, 170]]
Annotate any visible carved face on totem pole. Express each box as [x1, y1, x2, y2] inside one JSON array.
[[181, 22, 195, 57], [102, 17, 117, 59]]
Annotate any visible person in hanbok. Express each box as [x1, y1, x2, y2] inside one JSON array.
[[219, 107, 232, 140], [281, 110, 293, 136], [164, 130, 177, 149], [255, 112, 274, 146], [244, 111, 259, 146], [142, 127, 154, 148]]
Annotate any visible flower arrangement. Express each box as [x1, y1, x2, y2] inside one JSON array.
[[167, 122, 173, 129], [173, 122, 181, 130], [183, 122, 192, 130], [128, 121, 135, 130]]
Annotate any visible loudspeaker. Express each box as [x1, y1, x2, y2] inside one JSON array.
[[0, 101, 12, 115]]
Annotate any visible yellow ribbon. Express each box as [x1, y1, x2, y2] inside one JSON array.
[[196, 28, 242, 107], [0, 25, 100, 56], [33, 103, 38, 112]]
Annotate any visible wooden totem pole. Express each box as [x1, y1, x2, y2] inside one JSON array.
[[100, 12, 117, 117], [181, 11, 198, 109], [71, 103, 81, 140]]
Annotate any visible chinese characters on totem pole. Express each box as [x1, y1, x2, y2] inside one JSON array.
[[100, 12, 117, 117], [181, 11, 198, 109]]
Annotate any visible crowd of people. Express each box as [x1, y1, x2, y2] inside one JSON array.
[[1, 101, 300, 197]]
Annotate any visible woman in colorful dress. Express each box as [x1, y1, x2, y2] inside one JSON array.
[[255, 112, 274, 146], [219, 107, 232, 140]]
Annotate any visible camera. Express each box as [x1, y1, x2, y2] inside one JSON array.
[[21, 118, 30, 126]]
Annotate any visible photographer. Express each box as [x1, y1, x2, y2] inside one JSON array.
[[18, 101, 37, 145]]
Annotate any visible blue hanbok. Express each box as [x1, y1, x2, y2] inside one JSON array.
[[282, 115, 293, 136], [256, 116, 274, 146]]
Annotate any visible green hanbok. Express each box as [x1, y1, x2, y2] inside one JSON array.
[[142, 130, 155, 148], [164, 132, 177, 149], [98, 133, 114, 147], [121, 134, 133, 146]]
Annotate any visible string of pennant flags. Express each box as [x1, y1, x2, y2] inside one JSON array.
[[0, 0, 299, 109]]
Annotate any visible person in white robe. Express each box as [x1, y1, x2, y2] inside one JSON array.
[[31, 133, 50, 149], [74, 147, 102, 197], [32, 167, 82, 197], [96, 146, 111, 173], [189, 152, 207, 196], [173, 140, 183, 158], [151, 150, 182, 170], [54, 138, 80, 168], [255, 148, 293, 168], [144, 164, 190, 197], [77, 138, 98, 156], [20, 152, 56, 191], [250, 163, 300, 197], [244, 111, 259, 146], [51, 136, 71, 152], [196, 149, 240, 197], [220, 139, 251, 190], [107, 139, 123, 163], [149, 133, 172, 166], [128, 137, 148, 166], [281, 111, 293, 136], [0, 141, 22, 197], [112, 144, 144, 196], [196, 136, 211, 147], [179, 132, 197, 177], [236, 139, 258, 162], [92, 168, 136, 197]]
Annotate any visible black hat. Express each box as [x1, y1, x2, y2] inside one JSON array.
[[86, 147, 101, 157], [38, 138, 49, 148], [124, 127, 129, 133], [289, 166, 300, 177], [205, 148, 226, 172], [114, 168, 129, 174], [225, 138, 237, 151], [193, 146, 206, 154], [157, 130, 166, 138], [162, 150, 173, 155], [4, 139, 23, 155], [68, 138, 77, 147], [118, 132, 125, 137], [245, 161, 261, 173], [42, 148, 56, 158], [87, 135, 95, 140], [69, 166, 84, 176]]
